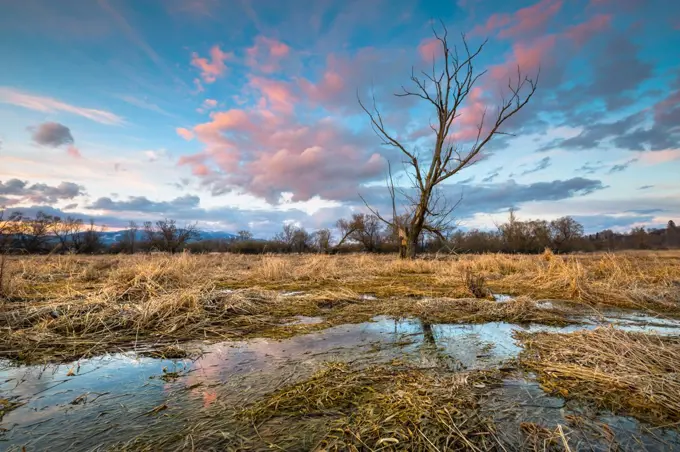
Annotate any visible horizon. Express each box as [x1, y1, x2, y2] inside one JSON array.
[[1, 0, 679, 238]]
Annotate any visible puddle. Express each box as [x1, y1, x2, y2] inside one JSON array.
[[489, 375, 680, 450], [493, 293, 513, 303], [2, 313, 679, 451], [280, 290, 305, 297], [282, 315, 324, 325]]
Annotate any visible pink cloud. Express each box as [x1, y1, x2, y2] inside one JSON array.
[[499, 0, 563, 38], [67, 146, 82, 159], [299, 69, 345, 106], [489, 35, 557, 82], [417, 37, 442, 61], [249, 76, 297, 113], [565, 14, 612, 47], [471, 14, 512, 36], [471, 0, 563, 39], [246, 36, 290, 73], [0, 87, 123, 125], [180, 107, 385, 202], [202, 99, 218, 109], [192, 163, 210, 176], [638, 149, 680, 165], [193, 78, 204, 93], [191, 45, 232, 83], [176, 127, 194, 141]]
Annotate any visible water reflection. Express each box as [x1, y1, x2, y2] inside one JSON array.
[[1, 312, 679, 451]]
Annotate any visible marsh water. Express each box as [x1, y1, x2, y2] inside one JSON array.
[[2, 309, 680, 451]]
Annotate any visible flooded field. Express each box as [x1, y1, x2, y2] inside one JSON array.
[[3, 310, 680, 451], [2, 252, 680, 450]]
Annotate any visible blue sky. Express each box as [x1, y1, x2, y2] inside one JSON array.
[[1, 0, 679, 236]]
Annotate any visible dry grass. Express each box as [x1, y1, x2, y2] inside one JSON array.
[[1, 251, 679, 362], [243, 361, 504, 451], [516, 327, 680, 424]]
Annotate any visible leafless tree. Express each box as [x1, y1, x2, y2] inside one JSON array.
[[15, 211, 55, 253], [359, 24, 538, 258], [335, 217, 361, 249], [124, 221, 139, 254], [550, 216, 583, 252], [155, 218, 200, 253], [81, 219, 103, 253], [50, 216, 84, 253], [143, 221, 157, 250], [313, 228, 332, 253], [351, 213, 383, 252], [274, 223, 310, 253], [237, 230, 253, 241]]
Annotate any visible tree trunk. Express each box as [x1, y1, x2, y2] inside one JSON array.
[[405, 231, 419, 259]]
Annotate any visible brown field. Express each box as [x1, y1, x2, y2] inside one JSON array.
[[1, 250, 680, 363]]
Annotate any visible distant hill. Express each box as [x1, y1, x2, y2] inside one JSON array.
[[97, 229, 238, 245]]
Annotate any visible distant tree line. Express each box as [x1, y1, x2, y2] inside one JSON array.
[[1, 208, 678, 256]]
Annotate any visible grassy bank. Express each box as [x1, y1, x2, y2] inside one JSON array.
[[517, 327, 680, 424]]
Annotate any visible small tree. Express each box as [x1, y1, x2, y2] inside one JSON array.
[[237, 230, 253, 241], [81, 219, 103, 254], [50, 216, 84, 253], [15, 211, 55, 253], [313, 228, 332, 253], [155, 218, 200, 253], [124, 221, 139, 254], [359, 24, 537, 258], [550, 216, 584, 252]]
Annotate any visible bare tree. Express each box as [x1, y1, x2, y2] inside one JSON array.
[[550, 216, 583, 252], [237, 230, 253, 241], [335, 216, 361, 249], [51, 216, 84, 253], [124, 221, 139, 254], [142, 221, 157, 250], [351, 213, 383, 252], [313, 228, 332, 253], [81, 219, 103, 254], [155, 219, 200, 253], [359, 24, 538, 258], [274, 223, 297, 251], [16, 211, 55, 253]]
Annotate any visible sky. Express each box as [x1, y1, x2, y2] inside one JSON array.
[[1, 0, 679, 237]]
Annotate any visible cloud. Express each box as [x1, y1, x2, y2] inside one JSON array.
[[202, 99, 217, 109], [144, 149, 168, 162], [520, 157, 552, 175], [88, 194, 200, 213], [638, 185, 654, 190], [607, 158, 638, 174], [0, 87, 123, 125], [246, 36, 290, 73], [180, 107, 386, 203], [362, 177, 607, 220], [481, 166, 502, 183], [564, 14, 612, 47], [577, 161, 606, 175], [472, 0, 563, 38], [573, 214, 657, 233], [117, 94, 172, 116], [0, 179, 85, 205], [545, 79, 680, 153], [176, 127, 195, 141], [191, 45, 232, 83], [30, 122, 74, 147], [30, 122, 82, 158]]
